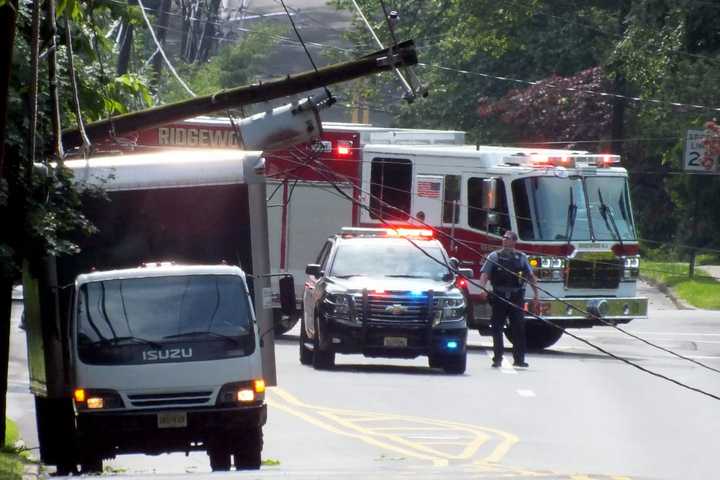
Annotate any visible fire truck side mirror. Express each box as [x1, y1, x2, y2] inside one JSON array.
[[449, 257, 460, 270], [279, 276, 296, 316], [482, 178, 497, 211]]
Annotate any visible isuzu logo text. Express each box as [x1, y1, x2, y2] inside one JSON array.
[[142, 348, 193, 361]]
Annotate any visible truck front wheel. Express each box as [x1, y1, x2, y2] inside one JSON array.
[[208, 445, 232, 471], [233, 427, 263, 470]]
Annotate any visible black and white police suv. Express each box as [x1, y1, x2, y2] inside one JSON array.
[[300, 227, 471, 374]]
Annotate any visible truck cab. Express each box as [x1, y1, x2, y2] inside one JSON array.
[[71, 264, 265, 471]]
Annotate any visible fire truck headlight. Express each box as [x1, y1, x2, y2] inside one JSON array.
[[551, 258, 564, 269], [541, 258, 552, 269]]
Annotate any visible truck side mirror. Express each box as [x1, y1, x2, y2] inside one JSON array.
[[305, 264, 322, 277], [279, 276, 296, 315], [482, 178, 497, 211], [487, 212, 499, 226], [448, 257, 460, 270]]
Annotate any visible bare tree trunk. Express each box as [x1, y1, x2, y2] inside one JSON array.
[[47, 0, 64, 165], [195, 0, 220, 63], [0, 0, 19, 446], [117, 21, 134, 76], [152, 0, 172, 90]]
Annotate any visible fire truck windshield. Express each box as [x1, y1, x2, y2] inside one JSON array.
[[512, 176, 636, 242]]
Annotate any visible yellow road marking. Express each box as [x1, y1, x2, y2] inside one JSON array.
[[267, 395, 446, 465], [268, 387, 633, 479]]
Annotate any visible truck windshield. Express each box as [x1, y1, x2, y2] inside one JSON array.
[[330, 241, 451, 280], [76, 275, 255, 365], [512, 175, 636, 242]]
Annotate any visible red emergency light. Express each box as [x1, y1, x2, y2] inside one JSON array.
[[335, 140, 353, 157], [385, 228, 434, 238]]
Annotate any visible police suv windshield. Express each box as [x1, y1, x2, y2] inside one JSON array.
[[329, 239, 451, 280], [76, 274, 255, 365]]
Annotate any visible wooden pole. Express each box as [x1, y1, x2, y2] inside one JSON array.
[[62, 40, 418, 148]]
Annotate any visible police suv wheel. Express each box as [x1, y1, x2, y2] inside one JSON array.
[[442, 354, 467, 375], [299, 319, 313, 366], [312, 315, 335, 370]]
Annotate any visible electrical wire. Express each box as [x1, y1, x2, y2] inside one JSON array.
[[420, 63, 720, 113]]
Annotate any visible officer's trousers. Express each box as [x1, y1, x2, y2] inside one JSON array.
[[490, 291, 526, 364]]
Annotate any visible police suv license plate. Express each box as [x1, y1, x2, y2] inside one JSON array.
[[383, 336, 407, 348], [157, 411, 187, 429]]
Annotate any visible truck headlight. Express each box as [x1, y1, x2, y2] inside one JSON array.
[[217, 379, 265, 406], [73, 388, 124, 410]]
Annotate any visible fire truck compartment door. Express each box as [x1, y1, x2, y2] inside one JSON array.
[[414, 175, 444, 225]]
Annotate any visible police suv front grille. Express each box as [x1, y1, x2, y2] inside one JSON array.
[[365, 294, 432, 323], [127, 391, 212, 408], [566, 258, 622, 289]]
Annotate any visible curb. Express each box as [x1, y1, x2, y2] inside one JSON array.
[[22, 463, 46, 480], [640, 276, 694, 310]]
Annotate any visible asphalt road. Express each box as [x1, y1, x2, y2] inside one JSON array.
[[7, 282, 719, 479]]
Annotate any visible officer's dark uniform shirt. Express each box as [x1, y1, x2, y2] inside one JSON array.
[[480, 249, 533, 298]]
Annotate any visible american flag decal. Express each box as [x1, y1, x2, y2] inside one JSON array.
[[417, 180, 441, 198]]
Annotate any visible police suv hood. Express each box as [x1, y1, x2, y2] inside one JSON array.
[[327, 276, 456, 294]]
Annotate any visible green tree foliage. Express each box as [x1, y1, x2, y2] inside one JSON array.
[[332, 0, 720, 255]]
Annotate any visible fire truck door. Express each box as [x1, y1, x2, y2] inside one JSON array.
[[414, 175, 444, 225]]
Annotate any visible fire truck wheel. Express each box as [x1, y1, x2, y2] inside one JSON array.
[[312, 315, 335, 370], [299, 318, 313, 365], [274, 309, 300, 335], [505, 322, 564, 350]]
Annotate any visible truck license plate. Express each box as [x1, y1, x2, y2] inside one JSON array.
[[383, 336, 407, 348], [157, 411, 187, 429]]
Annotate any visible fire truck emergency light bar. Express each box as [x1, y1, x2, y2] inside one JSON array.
[[504, 154, 621, 168], [340, 227, 434, 238]]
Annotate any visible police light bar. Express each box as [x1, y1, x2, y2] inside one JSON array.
[[340, 227, 434, 238], [504, 153, 621, 169]]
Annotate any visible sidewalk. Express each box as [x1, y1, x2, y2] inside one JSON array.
[[701, 265, 720, 281]]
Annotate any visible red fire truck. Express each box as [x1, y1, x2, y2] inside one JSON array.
[[129, 117, 648, 349]]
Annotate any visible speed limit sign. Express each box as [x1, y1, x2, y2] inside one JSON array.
[[684, 129, 719, 173]]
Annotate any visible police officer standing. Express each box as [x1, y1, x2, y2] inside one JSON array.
[[478, 231, 539, 368]]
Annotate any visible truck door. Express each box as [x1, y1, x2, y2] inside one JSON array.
[[413, 175, 444, 225]]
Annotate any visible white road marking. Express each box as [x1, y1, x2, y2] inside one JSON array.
[[516, 389, 536, 397]]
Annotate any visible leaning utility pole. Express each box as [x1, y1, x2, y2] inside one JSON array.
[[63, 40, 420, 149]]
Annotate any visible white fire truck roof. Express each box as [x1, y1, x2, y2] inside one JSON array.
[[64, 149, 261, 191]]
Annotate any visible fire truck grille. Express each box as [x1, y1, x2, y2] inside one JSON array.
[[365, 294, 432, 323], [127, 391, 212, 408], [566, 258, 622, 289]]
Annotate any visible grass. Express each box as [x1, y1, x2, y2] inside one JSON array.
[[1, 418, 24, 480], [641, 261, 720, 310]]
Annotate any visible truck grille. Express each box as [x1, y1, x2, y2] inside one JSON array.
[[566, 257, 622, 289], [127, 390, 212, 408], [365, 293, 432, 323]]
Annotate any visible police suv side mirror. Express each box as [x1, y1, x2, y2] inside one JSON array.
[[279, 275, 296, 315], [305, 264, 322, 277]]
